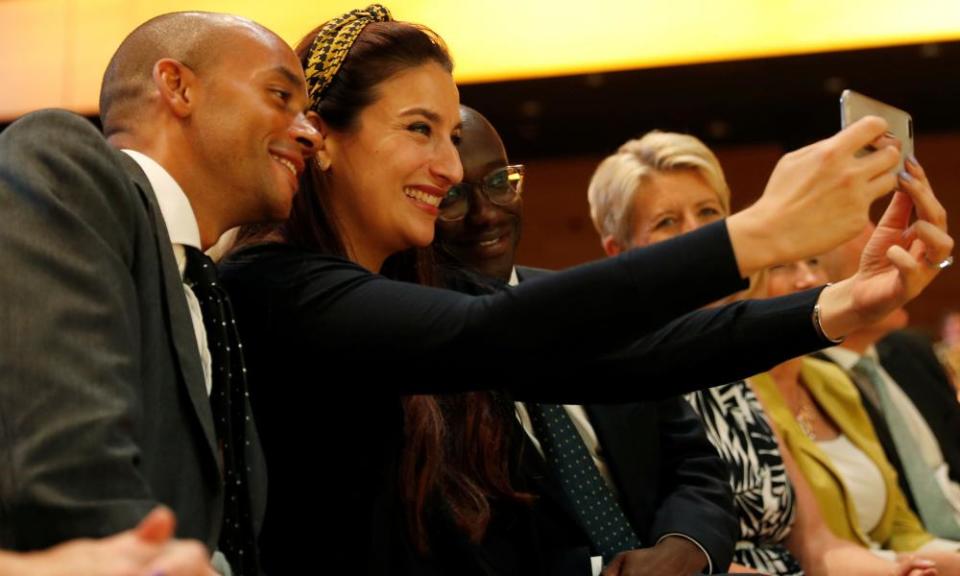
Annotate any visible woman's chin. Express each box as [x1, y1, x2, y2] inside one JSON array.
[[399, 229, 435, 252]]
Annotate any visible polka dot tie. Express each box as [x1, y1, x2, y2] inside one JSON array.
[[526, 403, 641, 562], [184, 247, 259, 576]]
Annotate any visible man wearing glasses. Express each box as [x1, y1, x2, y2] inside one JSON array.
[[434, 105, 737, 575]]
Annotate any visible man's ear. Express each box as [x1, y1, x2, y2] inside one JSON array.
[[153, 58, 196, 118], [308, 111, 334, 171]]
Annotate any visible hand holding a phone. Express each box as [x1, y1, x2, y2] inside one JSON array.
[[841, 89, 914, 173], [818, 155, 953, 338], [727, 115, 900, 277]]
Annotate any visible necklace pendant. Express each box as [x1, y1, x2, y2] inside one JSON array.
[[796, 409, 816, 440]]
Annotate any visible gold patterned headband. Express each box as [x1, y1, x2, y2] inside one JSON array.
[[304, 4, 392, 105]]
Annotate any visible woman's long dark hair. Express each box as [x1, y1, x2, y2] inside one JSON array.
[[240, 20, 529, 554]]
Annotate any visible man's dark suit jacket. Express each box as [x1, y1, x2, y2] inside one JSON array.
[[877, 330, 960, 506], [515, 266, 737, 572], [815, 329, 960, 515], [0, 110, 265, 552]]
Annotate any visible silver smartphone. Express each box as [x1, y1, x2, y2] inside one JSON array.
[[840, 89, 913, 174]]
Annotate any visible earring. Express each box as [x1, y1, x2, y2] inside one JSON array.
[[316, 154, 331, 171]]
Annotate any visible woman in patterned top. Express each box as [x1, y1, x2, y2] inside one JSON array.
[[587, 130, 938, 576]]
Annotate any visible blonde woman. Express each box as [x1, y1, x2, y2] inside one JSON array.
[[588, 130, 943, 576]]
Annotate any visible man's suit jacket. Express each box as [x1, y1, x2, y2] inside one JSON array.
[[515, 266, 737, 571], [0, 110, 265, 552], [877, 330, 960, 495]]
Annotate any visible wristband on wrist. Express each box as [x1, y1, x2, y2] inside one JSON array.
[[813, 284, 845, 344]]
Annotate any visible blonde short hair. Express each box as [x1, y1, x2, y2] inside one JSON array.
[[587, 130, 731, 246]]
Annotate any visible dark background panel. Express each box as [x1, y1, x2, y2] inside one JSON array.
[[456, 42, 960, 334], [459, 41, 960, 157]]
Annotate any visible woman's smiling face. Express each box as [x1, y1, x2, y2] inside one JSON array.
[[320, 61, 462, 268]]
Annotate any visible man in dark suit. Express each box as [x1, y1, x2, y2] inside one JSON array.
[[435, 106, 736, 574], [819, 224, 960, 539], [0, 11, 319, 573], [877, 328, 960, 488]]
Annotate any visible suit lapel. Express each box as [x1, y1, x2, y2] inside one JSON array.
[[812, 351, 882, 409], [118, 153, 220, 465]]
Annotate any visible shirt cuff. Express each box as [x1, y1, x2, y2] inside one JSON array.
[[656, 533, 713, 574], [590, 555, 603, 576]]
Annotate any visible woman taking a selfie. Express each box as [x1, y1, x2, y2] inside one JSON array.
[[220, 5, 953, 574]]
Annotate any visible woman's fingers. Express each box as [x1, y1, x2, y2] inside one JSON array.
[[141, 540, 217, 576], [905, 153, 929, 180], [860, 144, 900, 187], [895, 155, 953, 270], [896, 553, 937, 576], [900, 158, 948, 232], [888, 244, 921, 277], [913, 220, 954, 265], [831, 115, 891, 155], [888, 230, 950, 301], [876, 191, 915, 233], [864, 167, 901, 203], [728, 116, 931, 276]]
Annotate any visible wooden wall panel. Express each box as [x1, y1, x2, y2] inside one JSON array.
[[515, 135, 959, 333]]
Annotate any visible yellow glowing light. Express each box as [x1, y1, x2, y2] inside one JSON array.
[[2, 0, 959, 120]]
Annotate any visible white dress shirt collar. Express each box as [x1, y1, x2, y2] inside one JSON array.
[[122, 150, 212, 394], [121, 149, 201, 275], [821, 344, 870, 370]]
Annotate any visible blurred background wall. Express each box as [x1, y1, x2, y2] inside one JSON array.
[[3, 0, 959, 331]]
